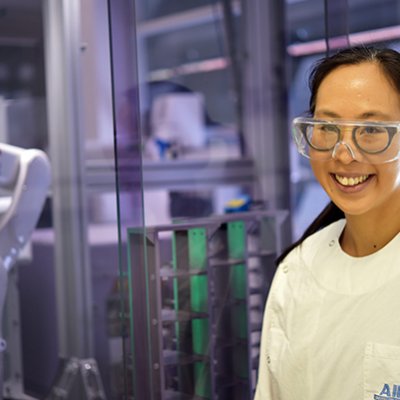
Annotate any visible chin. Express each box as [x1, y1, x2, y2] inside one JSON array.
[[331, 199, 370, 217]]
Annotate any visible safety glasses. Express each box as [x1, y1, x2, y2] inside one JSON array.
[[292, 117, 400, 164]]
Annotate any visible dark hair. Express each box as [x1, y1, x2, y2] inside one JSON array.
[[276, 45, 400, 266], [308, 46, 400, 114]]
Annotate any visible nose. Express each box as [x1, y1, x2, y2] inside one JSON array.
[[332, 141, 356, 164]]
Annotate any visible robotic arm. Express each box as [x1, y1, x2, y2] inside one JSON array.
[[0, 143, 51, 400], [0, 143, 51, 355], [0, 143, 51, 272]]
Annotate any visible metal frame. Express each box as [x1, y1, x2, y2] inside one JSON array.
[[136, 1, 241, 38], [127, 210, 288, 399], [243, 0, 291, 213], [3, 268, 36, 400], [45, 358, 106, 400], [85, 158, 256, 192], [42, 0, 94, 361]]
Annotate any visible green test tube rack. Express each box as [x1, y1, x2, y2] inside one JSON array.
[[127, 210, 288, 400]]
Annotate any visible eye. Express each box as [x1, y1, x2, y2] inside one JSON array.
[[358, 126, 385, 135], [320, 124, 338, 133]]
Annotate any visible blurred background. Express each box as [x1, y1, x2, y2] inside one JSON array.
[[0, 0, 399, 399]]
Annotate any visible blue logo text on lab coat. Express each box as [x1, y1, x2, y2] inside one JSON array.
[[374, 384, 400, 399]]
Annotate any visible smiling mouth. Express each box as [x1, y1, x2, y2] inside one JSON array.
[[334, 174, 371, 187]]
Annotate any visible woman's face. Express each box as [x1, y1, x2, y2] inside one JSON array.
[[311, 62, 400, 217]]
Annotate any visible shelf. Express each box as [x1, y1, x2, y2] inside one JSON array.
[[215, 336, 248, 349], [149, 57, 229, 81], [86, 157, 255, 191], [209, 252, 275, 268], [209, 257, 245, 267], [250, 322, 262, 332], [251, 354, 260, 369], [212, 298, 250, 310], [162, 309, 209, 323], [247, 250, 276, 258], [160, 267, 208, 279], [163, 350, 209, 367], [137, 1, 241, 38], [216, 375, 250, 389], [249, 287, 265, 295]]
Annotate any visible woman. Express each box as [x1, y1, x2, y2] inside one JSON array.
[[255, 46, 400, 400]]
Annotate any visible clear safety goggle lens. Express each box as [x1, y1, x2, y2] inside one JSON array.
[[292, 117, 400, 164]]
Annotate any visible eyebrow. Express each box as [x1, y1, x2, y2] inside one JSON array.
[[315, 109, 392, 120]]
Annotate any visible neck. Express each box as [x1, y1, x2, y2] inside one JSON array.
[[341, 211, 400, 257]]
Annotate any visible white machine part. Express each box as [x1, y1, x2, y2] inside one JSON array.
[[0, 143, 51, 271], [0, 143, 51, 399]]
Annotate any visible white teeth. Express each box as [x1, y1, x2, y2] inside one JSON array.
[[335, 174, 369, 186]]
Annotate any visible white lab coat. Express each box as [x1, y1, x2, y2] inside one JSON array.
[[254, 219, 400, 400]]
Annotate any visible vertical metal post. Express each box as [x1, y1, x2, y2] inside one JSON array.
[[127, 230, 158, 400], [227, 220, 252, 399], [42, 0, 94, 358], [324, 0, 350, 55], [243, 0, 291, 218], [205, 228, 217, 400], [107, 0, 145, 400], [172, 231, 190, 396]]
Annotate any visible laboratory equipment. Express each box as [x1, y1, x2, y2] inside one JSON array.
[[0, 143, 51, 399], [126, 210, 287, 400]]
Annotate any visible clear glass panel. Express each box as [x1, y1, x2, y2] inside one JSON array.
[[138, 0, 215, 21], [347, 0, 400, 32], [0, 1, 134, 399], [146, 23, 225, 70], [287, 0, 400, 45], [137, 13, 243, 168], [107, 0, 400, 398], [111, 0, 291, 399]]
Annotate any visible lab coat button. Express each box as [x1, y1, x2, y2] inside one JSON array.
[[282, 265, 289, 273], [329, 240, 335, 247], [267, 355, 271, 364]]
